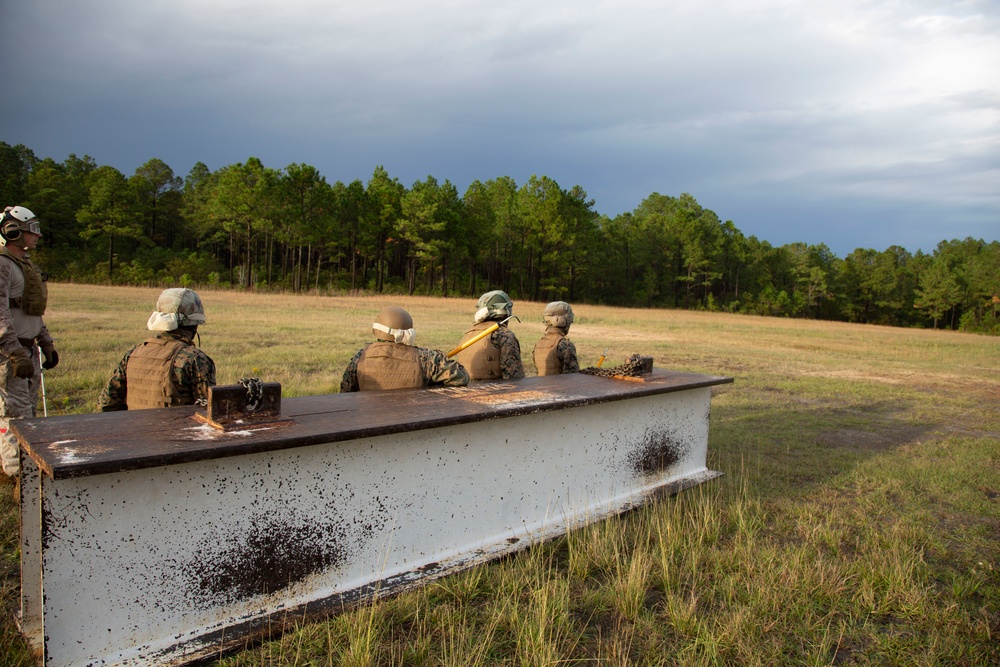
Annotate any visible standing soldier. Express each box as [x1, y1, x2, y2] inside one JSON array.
[[533, 301, 580, 375], [0, 206, 58, 495], [98, 288, 216, 411], [454, 290, 524, 381], [340, 306, 469, 392]]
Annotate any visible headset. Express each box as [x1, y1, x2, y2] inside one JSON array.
[[0, 208, 20, 241], [0, 206, 41, 242]]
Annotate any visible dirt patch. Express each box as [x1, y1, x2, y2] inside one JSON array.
[[804, 369, 905, 385], [816, 423, 931, 452], [803, 369, 1000, 400], [940, 425, 1000, 440]]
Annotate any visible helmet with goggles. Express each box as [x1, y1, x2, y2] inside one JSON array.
[[474, 290, 513, 323], [1, 206, 42, 243], [147, 288, 207, 331], [373, 306, 416, 345], [543, 301, 574, 330]]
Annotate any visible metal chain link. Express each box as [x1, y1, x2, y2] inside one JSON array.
[[580, 353, 647, 378], [239, 376, 264, 412]]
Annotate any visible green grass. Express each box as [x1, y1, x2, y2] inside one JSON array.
[[2, 284, 998, 666]]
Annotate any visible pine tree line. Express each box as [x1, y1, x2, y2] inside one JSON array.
[[2, 142, 997, 333]]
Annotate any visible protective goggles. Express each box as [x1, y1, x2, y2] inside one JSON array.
[[372, 322, 416, 346]]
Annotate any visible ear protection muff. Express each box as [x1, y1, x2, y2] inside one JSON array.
[[0, 209, 19, 242]]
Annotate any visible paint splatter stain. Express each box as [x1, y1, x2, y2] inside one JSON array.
[[181, 511, 348, 606], [627, 429, 686, 476]]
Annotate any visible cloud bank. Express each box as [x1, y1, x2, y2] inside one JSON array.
[[2, 0, 997, 255]]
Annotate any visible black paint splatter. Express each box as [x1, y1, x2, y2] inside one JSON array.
[[186, 516, 347, 604], [627, 429, 687, 476], [175, 506, 370, 609]]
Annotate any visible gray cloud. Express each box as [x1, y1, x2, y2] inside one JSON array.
[[1, 0, 997, 257]]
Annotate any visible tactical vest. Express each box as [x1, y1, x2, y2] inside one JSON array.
[[533, 330, 565, 376], [0, 248, 48, 316], [357, 342, 423, 391], [455, 321, 501, 380], [125, 336, 190, 409]]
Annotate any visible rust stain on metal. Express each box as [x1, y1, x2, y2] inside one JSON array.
[[460, 389, 554, 408], [191, 414, 295, 432]]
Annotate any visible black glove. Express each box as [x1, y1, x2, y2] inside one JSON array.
[[9, 347, 34, 379], [41, 344, 59, 370]]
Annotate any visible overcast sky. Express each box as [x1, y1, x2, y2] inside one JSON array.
[[2, 0, 997, 257]]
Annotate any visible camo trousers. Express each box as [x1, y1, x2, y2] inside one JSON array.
[[0, 351, 40, 477]]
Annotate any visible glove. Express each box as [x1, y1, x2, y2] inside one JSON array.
[[9, 347, 34, 379], [41, 344, 59, 370]]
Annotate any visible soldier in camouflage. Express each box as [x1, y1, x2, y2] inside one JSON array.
[[98, 288, 216, 411], [533, 301, 579, 375], [0, 206, 58, 486], [340, 306, 469, 392], [454, 290, 525, 381]]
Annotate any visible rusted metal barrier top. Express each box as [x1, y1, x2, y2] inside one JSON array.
[[15, 369, 732, 480]]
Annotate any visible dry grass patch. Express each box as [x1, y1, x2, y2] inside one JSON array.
[[1, 283, 997, 666]]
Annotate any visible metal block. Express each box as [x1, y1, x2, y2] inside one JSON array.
[[195, 382, 289, 431], [14, 369, 732, 667]]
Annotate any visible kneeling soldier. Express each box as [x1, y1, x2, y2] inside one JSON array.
[[340, 306, 470, 392], [98, 288, 216, 411], [454, 290, 524, 381], [533, 301, 579, 375]]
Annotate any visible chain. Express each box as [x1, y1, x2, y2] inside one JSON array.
[[580, 353, 647, 378], [239, 376, 264, 412]]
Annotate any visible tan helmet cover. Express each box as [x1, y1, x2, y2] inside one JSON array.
[[147, 288, 207, 331], [543, 301, 574, 329], [373, 306, 416, 345]]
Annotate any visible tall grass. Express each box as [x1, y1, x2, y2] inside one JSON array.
[[1, 284, 998, 666]]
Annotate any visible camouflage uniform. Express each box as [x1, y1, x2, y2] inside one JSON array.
[[340, 343, 469, 392], [534, 328, 579, 375], [554, 338, 579, 373], [98, 331, 216, 411], [0, 252, 54, 476], [493, 326, 525, 380], [454, 321, 525, 381]]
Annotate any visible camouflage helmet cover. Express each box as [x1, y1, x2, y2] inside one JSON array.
[[543, 301, 574, 329], [147, 288, 207, 331], [474, 290, 513, 323], [373, 306, 416, 345]]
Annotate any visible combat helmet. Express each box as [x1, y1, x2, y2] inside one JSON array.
[[474, 290, 513, 323], [0, 206, 42, 244], [543, 301, 574, 330], [147, 288, 207, 332], [373, 306, 415, 345]]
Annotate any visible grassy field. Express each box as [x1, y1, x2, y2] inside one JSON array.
[[2, 283, 998, 666]]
